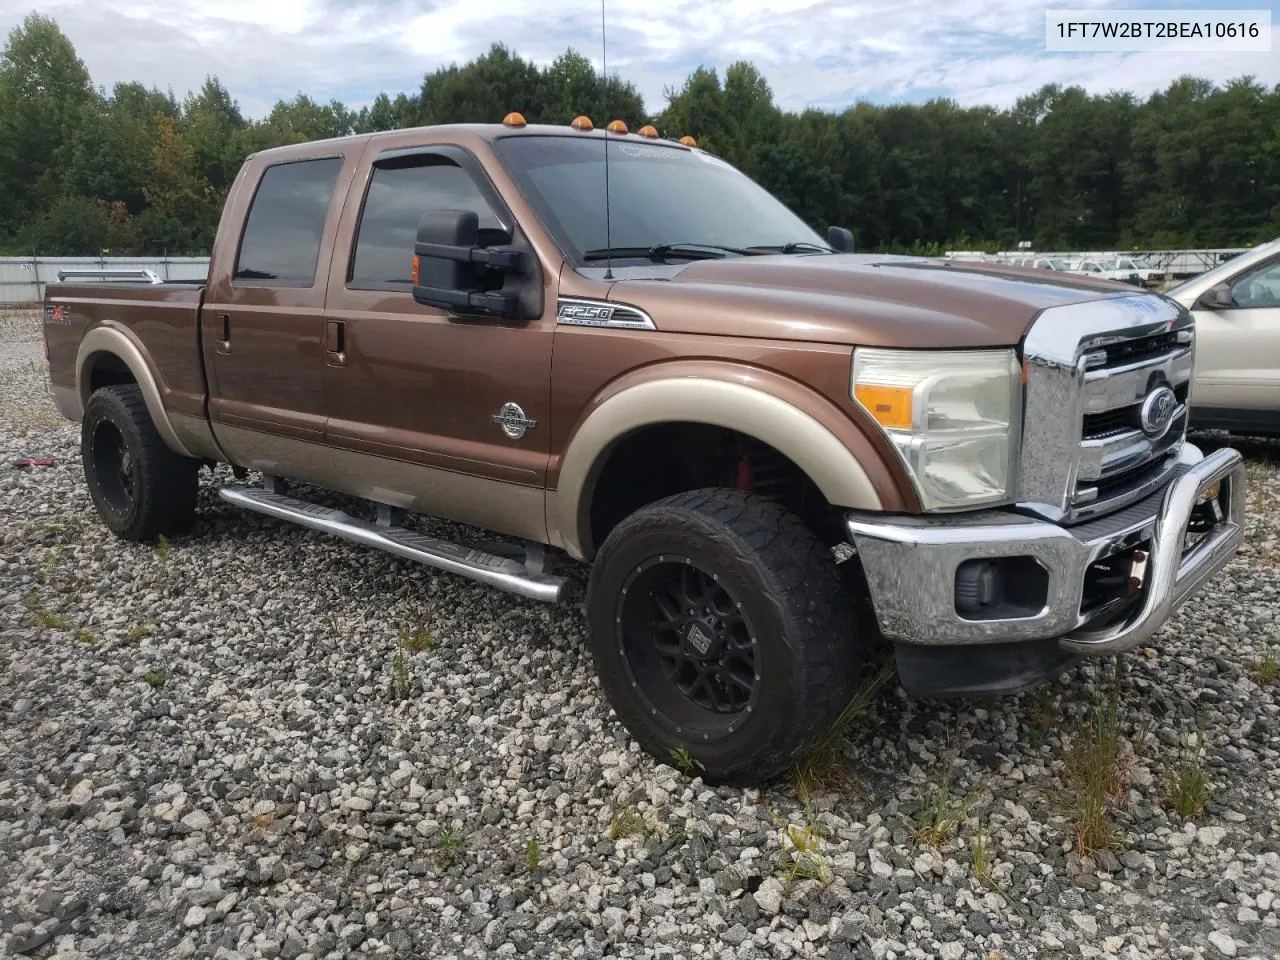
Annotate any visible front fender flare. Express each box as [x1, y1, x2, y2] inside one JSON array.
[[76, 325, 195, 459], [551, 366, 898, 561]]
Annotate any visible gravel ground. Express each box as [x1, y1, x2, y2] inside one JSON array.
[[1, 307, 1278, 960]]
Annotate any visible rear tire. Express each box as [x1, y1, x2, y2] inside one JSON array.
[[586, 488, 864, 785], [81, 384, 199, 541]]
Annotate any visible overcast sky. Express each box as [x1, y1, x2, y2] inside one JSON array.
[[3, 0, 1277, 118]]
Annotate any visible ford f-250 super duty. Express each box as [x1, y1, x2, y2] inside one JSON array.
[[43, 115, 1246, 785]]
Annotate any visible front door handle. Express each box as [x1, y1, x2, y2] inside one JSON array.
[[326, 320, 346, 366]]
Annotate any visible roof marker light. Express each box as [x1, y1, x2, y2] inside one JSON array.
[[606, 119, 628, 134], [502, 112, 527, 128], [637, 124, 658, 138], [679, 135, 697, 147], [571, 115, 593, 131]]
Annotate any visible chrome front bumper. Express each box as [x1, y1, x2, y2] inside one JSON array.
[[846, 444, 1246, 656]]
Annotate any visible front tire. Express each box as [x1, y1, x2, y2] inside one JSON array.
[[81, 384, 199, 541], [586, 489, 863, 785]]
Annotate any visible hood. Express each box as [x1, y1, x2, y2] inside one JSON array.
[[605, 254, 1145, 348]]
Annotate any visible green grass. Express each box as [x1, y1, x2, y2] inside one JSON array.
[[142, 668, 167, 689], [970, 821, 991, 880], [1061, 675, 1126, 855], [913, 768, 970, 849], [127, 621, 153, 642], [1165, 725, 1212, 819], [605, 805, 650, 841], [398, 626, 435, 654], [525, 838, 541, 873], [391, 650, 410, 700], [1028, 688, 1056, 747], [23, 594, 69, 630], [1254, 647, 1278, 686], [793, 660, 896, 797], [74, 627, 95, 644], [775, 816, 831, 890]]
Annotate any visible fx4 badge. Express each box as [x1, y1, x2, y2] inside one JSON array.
[[491, 402, 537, 440], [43, 304, 71, 325]]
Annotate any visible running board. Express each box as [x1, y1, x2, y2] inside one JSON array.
[[218, 485, 569, 603]]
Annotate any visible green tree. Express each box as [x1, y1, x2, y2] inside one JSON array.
[[420, 43, 544, 125], [19, 195, 139, 255], [539, 49, 645, 128], [0, 13, 96, 235], [184, 77, 248, 193]]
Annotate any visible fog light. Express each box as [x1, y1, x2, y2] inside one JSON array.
[[956, 560, 1001, 613], [954, 556, 1050, 621]]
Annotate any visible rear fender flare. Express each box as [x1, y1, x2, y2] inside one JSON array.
[[76, 325, 195, 459]]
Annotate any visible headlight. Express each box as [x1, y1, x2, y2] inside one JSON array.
[[852, 347, 1021, 511]]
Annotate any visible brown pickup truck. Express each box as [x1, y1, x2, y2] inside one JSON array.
[[43, 116, 1246, 785]]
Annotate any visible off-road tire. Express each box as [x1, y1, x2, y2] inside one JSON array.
[[586, 488, 863, 785], [81, 384, 199, 541]]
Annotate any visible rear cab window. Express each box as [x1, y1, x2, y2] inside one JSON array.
[[235, 157, 344, 285]]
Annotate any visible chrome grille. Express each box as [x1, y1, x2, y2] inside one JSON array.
[[1019, 294, 1194, 524]]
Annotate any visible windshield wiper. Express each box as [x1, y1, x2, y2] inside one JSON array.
[[747, 241, 834, 255], [582, 242, 757, 262]]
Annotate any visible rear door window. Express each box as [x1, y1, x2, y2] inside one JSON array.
[[235, 157, 343, 285]]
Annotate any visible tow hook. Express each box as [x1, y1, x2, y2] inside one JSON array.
[[1127, 549, 1149, 590]]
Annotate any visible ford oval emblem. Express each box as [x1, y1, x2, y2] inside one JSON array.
[[1139, 385, 1178, 438]]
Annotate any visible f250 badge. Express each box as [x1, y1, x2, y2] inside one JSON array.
[[490, 402, 537, 440]]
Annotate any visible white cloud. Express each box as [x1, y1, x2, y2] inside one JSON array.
[[1, 0, 1275, 118]]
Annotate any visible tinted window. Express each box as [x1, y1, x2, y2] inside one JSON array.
[[493, 136, 826, 262], [236, 157, 343, 284], [350, 157, 505, 287]]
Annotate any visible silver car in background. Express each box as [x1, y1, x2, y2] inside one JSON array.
[[1168, 237, 1280, 437]]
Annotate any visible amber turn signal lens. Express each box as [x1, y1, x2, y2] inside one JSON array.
[[637, 124, 658, 138], [679, 135, 697, 146], [606, 119, 628, 134], [410, 255, 420, 285], [853, 384, 913, 430], [570, 115, 593, 131], [502, 111, 527, 128]]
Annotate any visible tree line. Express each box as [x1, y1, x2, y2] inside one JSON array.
[[1, 12, 1277, 257]]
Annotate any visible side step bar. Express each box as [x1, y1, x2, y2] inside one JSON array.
[[218, 485, 569, 603]]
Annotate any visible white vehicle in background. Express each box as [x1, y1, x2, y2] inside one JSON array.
[[1113, 256, 1165, 287], [1073, 258, 1142, 286], [1168, 236, 1280, 437]]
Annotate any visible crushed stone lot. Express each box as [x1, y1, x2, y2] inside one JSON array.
[[1, 306, 1278, 960]]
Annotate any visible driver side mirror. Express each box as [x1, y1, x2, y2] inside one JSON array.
[[1194, 282, 1234, 311], [826, 225, 854, 253], [412, 209, 528, 317]]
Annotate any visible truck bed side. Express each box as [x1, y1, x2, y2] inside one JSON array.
[[43, 282, 223, 462]]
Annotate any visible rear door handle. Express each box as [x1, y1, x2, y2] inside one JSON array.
[[215, 313, 231, 354], [326, 320, 346, 366]]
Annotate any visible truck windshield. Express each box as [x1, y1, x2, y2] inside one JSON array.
[[493, 135, 829, 264]]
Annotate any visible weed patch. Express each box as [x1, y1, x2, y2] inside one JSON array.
[[23, 594, 68, 630], [1061, 673, 1127, 855], [606, 805, 651, 841], [794, 660, 895, 797], [1164, 725, 1212, 819], [433, 826, 464, 869]]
